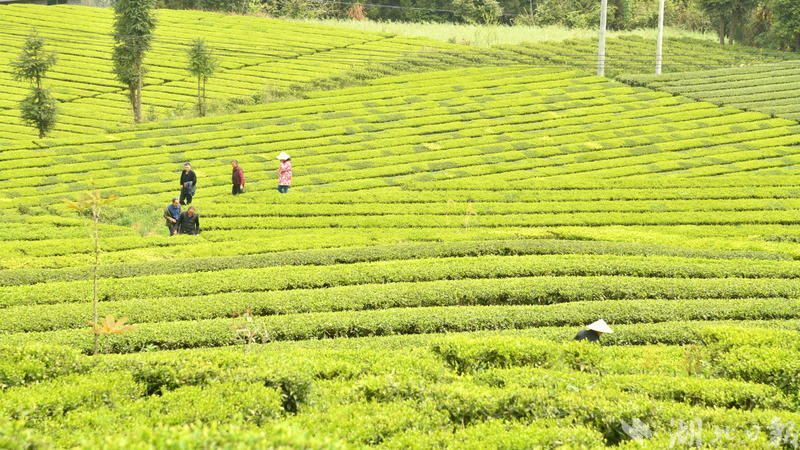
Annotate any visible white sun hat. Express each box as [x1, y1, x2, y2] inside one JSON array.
[[586, 319, 613, 334], [277, 152, 291, 161]]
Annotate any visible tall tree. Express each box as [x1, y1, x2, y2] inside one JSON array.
[[112, 0, 157, 124], [729, 0, 758, 44], [700, 0, 757, 44], [700, 0, 732, 44], [772, 0, 800, 50], [11, 31, 57, 139], [186, 39, 217, 117]]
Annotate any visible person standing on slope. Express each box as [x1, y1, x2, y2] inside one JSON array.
[[231, 160, 245, 195], [277, 152, 292, 194], [177, 206, 200, 235], [574, 319, 613, 343], [163, 197, 181, 236], [179, 162, 197, 205]]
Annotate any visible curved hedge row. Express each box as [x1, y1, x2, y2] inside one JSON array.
[[3, 298, 799, 353]]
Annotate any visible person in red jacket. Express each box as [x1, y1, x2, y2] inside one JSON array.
[[231, 160, 245, 195], [277, 152, 292, 194]]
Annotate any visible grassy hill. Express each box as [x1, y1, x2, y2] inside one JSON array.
[[2, 61, 800, 447], [298, 19, 715, 46]]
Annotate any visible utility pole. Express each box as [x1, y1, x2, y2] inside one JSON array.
[[598, 0, 608, 76], [655, 0, 666, 74]]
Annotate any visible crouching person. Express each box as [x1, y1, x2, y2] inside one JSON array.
[[177, 206, 200, 235], [574, 319, 613, 343]]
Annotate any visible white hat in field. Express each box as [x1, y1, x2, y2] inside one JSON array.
[[587, 319, 613, 334], [277, 152, 291, 161]]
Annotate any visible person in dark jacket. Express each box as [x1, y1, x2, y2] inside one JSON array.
[[163, 198, 181, 236], [179, 162, 197, 205], [574, 319, 613, 342], [231, 160, 245, 195], [177, 206, 200, 235]]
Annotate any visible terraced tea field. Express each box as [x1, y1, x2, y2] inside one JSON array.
[[497, 34, 800, 76], [625, 60, 800, 123], [1, 4, 798, 144], [0, 4, 483, 142], [2, 5, 800, 446], [2, 58, 800, 447]]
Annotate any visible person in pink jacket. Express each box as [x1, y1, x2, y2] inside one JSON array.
[[277, 152, 292, 194]]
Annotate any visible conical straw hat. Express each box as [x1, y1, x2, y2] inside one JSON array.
[[277, 152, 291, 161], [587, 319, 613, 334]]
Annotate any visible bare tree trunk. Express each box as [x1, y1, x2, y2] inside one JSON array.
[[719, 18, 725, 45], [36, 74, 46, 138], [134, 74, 143, 123], [728, 15, 736, 45], [201, 77, 207, 117], [92, 206, 99, 355], [128, 82, 137, 123], [197, 76, 202, 116]]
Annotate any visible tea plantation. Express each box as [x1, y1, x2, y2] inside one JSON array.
[[1, 4, 798, 142], [497, 34, 800, 76], [624, 61, 800, 123], [0, 4, 476, 141], [2, 5, 800, 449]]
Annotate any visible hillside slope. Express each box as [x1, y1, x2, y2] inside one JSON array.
[[1, 66, 798, 211], [3, 66, 800, 446], [624, 60, 800, 124], [1, 5, 797, 144], [0, 5, 476, 141], [497, 34, 799, 76], [2, 48, 800, 449]]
